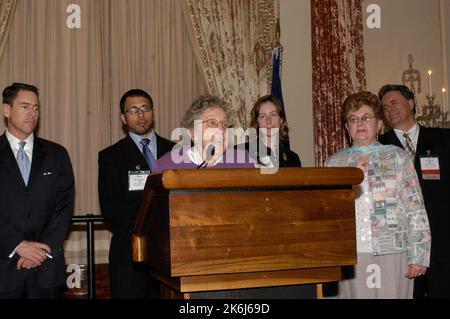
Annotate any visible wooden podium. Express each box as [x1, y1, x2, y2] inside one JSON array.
[[132, 168, 363, 299]]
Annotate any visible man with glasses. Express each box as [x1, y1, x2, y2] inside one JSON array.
[[0, 82, 74, 298], [378, 84, 450, 299], [98, 89, 175, 299]]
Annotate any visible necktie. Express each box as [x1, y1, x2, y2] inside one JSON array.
[[140, 138, 156, 171], [17, 141, 31, 185], [403, 133, 415, 159]]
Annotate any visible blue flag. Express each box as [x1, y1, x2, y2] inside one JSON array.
[[271, 45, 290, 149], [271, 46, 285, 109]]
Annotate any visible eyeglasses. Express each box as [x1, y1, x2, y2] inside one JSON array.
[[346, 115, 377, 124], [199, 119, 230, 129], [124, 104, 153, 114]]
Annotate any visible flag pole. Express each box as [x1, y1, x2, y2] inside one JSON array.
[[271, 18, 290, 150]]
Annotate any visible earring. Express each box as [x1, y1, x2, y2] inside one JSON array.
[[376, 133, 379, 141]]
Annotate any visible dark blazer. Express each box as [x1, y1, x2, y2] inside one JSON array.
[[278, 141, 302, 167], [379, 126, 450, 263], [98, 134, 175, 265], [239, 139, 302, 168], [0, 133, 74, 292]]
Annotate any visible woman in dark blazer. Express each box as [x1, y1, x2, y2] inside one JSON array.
[[244, 95, 301, 168]]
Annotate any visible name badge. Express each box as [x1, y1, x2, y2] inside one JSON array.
[[128, 170, 150, 191], [420, 156, 440, 180]]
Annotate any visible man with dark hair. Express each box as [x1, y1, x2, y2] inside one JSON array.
[[98, 89, 175, 298], [0, 82, 74, 298], [378, 84, 450, 299], [378, 84, 417, 115]]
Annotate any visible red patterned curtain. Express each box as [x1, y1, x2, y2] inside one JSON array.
[[311, 0, 366, 166]]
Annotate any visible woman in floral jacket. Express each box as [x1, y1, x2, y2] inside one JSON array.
[[325, 91, 431, 299]]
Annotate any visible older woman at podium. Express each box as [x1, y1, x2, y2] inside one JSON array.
[[152, 95, 254, 171], [325, 91, 431, 299]]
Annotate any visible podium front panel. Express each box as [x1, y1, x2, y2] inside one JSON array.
[[168, 187, 356, 277]]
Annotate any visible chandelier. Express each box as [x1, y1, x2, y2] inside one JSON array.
[[402, 54, 449, 128]]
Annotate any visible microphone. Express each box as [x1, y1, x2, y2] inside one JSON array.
[[197, 144, 215, 169]]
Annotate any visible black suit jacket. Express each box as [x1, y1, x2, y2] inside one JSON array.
[[278, 141, 302, 167], [98, 134, 175, 265], [0, 133, 74, 292], [239, 140, 302, 168], [379, 126, 450, 263]]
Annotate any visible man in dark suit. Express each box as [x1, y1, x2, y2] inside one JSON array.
[[98, 89, 175, 299], [378, 84, 450, 299], [0, 82, 74, 299]]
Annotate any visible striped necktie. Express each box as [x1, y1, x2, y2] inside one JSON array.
[[140, 138, 156, 171], [403, 133, 415, 159], [17, 141, 31, 185]]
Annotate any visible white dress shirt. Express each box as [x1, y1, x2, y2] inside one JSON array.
[[5, 129, 34, 164], [129, 130, 157, 160], [187, 147, 222, 167]]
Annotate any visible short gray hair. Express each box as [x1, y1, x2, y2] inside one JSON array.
[[181, 95, 233, 128]]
